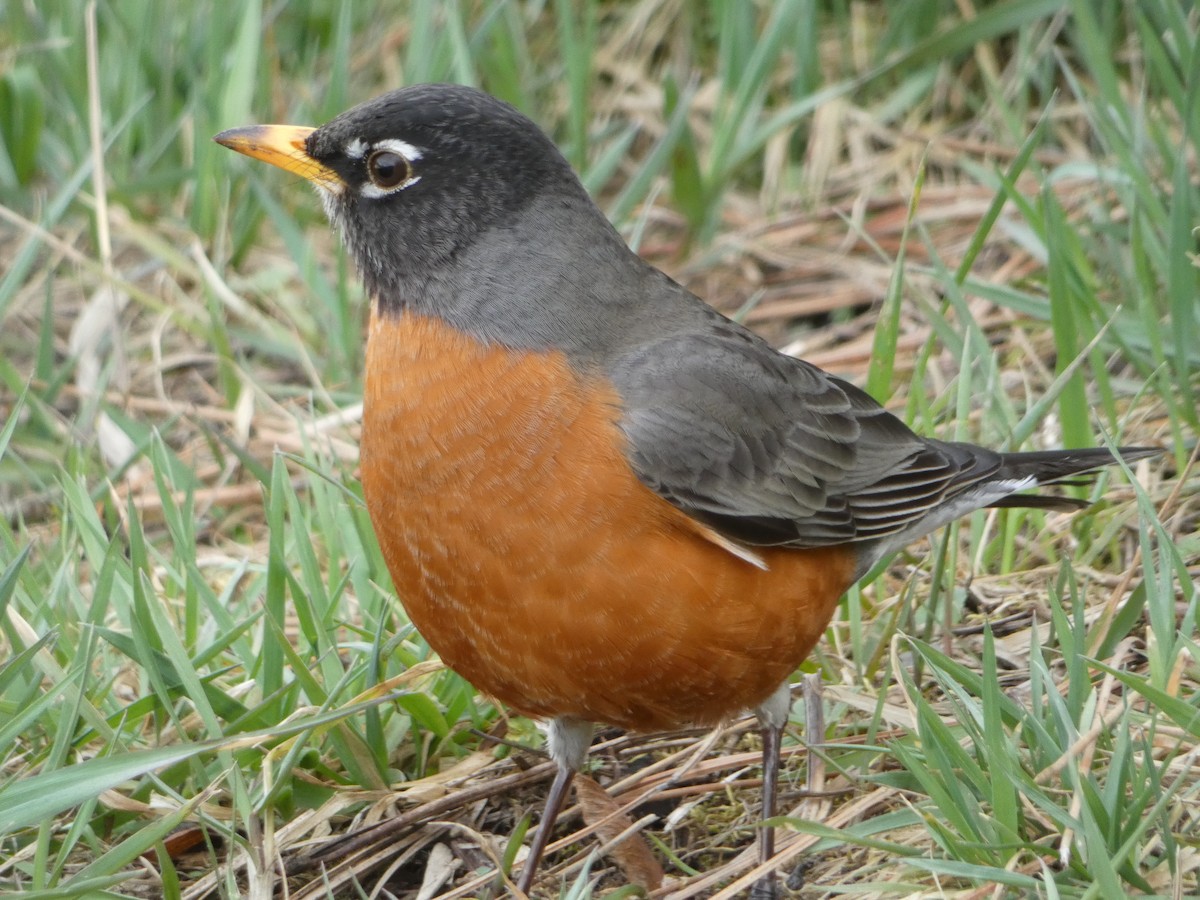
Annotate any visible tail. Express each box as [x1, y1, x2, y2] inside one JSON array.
[[857, 443, 1158, 574], [986, 446, 1160, 512]]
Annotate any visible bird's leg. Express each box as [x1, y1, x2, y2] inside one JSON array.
[[515, 716, 593, 895], [750, 681, 791, 900], [517, 764, 573, 895], [759, 721, 782, 862]]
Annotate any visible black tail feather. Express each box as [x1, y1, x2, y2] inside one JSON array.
[[988, 494, 1090, 512], [996, 446, 1160, 484], [987, 445, 1159, 513]]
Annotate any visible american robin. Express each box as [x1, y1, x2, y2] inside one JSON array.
[[215, 84, 1155, 896]]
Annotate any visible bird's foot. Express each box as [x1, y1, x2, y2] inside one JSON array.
[[749, 873, 779, 900]]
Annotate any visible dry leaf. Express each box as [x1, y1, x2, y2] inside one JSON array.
[[575, 773, 663, 891], [416, 842, 458, 900]]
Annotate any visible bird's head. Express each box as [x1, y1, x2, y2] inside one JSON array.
[[215, 84, 584, 300]]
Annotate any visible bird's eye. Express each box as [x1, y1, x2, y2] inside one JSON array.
[[367, 150, 411, 189]]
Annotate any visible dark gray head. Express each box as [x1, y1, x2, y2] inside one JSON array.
[[304, 84, 595, 298], [216, 84, 598, 306], [216, 83, 695, 358]]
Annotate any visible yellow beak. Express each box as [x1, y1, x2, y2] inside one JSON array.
[[214, 124, 343, 191]]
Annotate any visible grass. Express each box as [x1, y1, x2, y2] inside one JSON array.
[[0, 0, 1196, 897]]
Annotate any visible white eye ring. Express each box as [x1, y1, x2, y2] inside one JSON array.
[[372, 138, 423, 162], [357, 138, 424, 198]]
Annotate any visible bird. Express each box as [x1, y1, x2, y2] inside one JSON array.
[[215, 84, 1155, 897]]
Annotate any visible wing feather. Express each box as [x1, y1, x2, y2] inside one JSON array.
[[607, 316, 1144, 566]]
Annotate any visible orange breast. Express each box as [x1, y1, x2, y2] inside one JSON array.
[[361, 310, 857, 732]]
